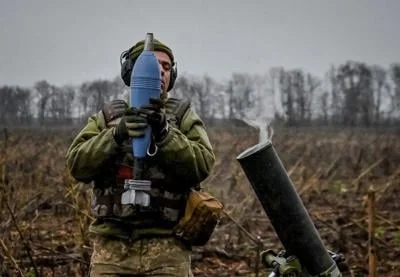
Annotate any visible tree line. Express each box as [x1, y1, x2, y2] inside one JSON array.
[[1, 60, 400, 128]]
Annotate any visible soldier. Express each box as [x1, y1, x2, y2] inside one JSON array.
[[66, 37, 216, 276]]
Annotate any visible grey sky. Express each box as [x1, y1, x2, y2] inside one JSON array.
[[0, 0, 399, 87]]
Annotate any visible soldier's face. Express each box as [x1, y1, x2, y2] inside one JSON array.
[[155, 51, 172, 94]]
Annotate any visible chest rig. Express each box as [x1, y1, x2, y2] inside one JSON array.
[[92, 97, 192, 227]]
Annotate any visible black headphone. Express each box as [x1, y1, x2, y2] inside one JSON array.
[[119, 47, 178, 92]]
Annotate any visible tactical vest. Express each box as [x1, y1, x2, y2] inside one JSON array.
[[91, 97, 193, 228]]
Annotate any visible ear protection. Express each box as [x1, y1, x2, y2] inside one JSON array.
[[120, 47, 178, 92]]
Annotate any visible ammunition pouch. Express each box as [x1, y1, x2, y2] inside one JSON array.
[[173, 189, 223, 246], [91, 180, 186, 226]]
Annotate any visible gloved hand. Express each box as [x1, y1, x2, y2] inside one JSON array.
[[138, 97, 169, 142], [113, 108, 148, 145]]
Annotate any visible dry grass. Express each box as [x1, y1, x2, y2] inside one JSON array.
[[0, 126, 399, 276]]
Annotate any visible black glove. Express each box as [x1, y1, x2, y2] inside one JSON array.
[[113, 107, 148, 145], [138, 97, 169, 142]]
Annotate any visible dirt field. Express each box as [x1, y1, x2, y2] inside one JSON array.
[[0, 126, 399, 276]]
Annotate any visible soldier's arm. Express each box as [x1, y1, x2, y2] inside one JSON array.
[[66, 111, 120, 182], [156, 109, 215, 184]]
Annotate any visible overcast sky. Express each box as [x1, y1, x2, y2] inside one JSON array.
[[0, 0, 399, 87]]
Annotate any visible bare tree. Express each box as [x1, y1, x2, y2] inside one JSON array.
[[79, 79, 113, 116], [265, 67, 283, 120], [0, 86, 32, 125], [170, 74, 219, 120], [278, 69, 320, 125], [336, 61, 374, 126], [326, 66, 342, 125], [279, 69, 295, 125], [389, 63, 400, 119], [14, 87, 33, 124], [370, 65, 389, 125], [34, 80, 55, 125], [47, 85, 75, 123], [317, 90, 330, 125], [225, 73, 255, 119]]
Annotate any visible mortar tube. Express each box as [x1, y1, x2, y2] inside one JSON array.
[[236, 141, 341, 276]]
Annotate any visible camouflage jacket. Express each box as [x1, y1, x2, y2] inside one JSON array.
[[65, 98, 215, 240]]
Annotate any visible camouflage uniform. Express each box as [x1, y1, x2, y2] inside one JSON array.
[[90, 236, 193, 276], [66, 98, 215, 276]]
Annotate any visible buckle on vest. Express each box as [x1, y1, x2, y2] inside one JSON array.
[[121, 179, 151, 207]]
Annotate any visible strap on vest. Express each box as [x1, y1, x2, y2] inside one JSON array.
[[96, 187, 184, 210]]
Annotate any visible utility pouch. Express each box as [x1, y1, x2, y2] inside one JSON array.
[[121, 179, 152, 207], [174, 189, 223, 246]]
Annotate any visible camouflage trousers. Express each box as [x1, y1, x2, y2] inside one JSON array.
[[89, 235, 194, 277]]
